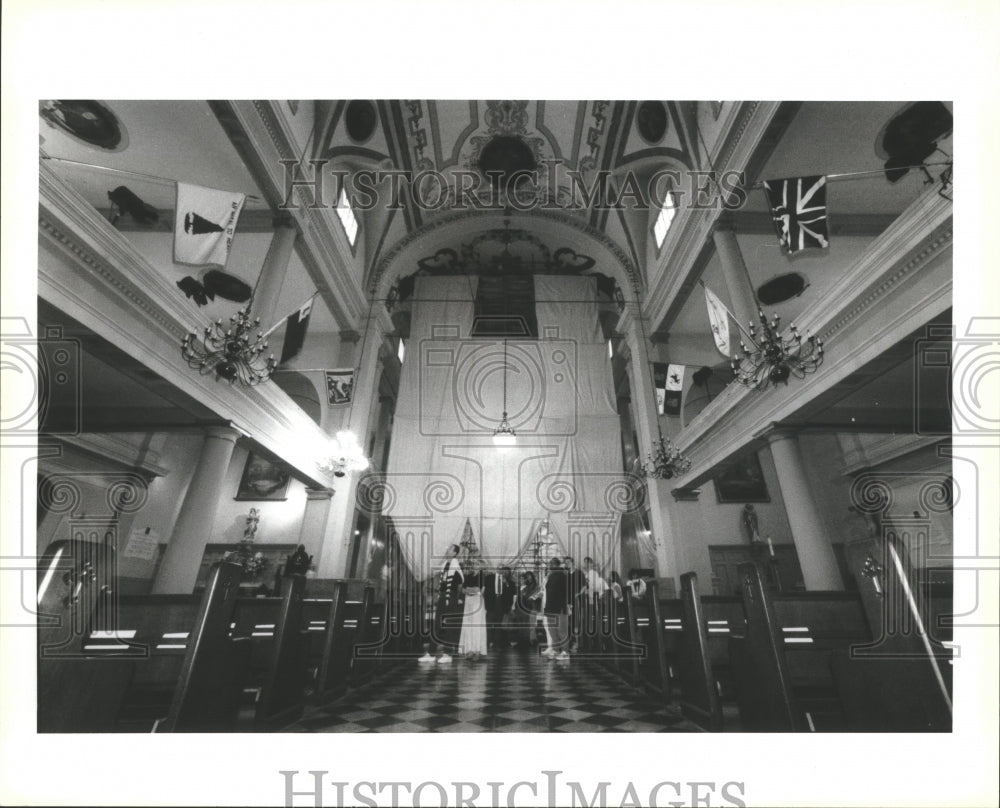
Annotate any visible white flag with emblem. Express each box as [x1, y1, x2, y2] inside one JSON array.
[[703, 285, 731, 357], [173, 183, 246, 267]]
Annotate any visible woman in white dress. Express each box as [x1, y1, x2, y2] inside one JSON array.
[[458, 556, 488, 660]]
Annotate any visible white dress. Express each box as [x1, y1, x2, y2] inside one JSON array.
[[458, 579, 488, 657]]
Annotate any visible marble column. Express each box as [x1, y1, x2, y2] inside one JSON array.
[[616, 303, 677, 585], [253, 218, 298, 332], [316, 307, 394, 578], [153, 426, 239, 594], [712, 224, 758, 335], [766, 429, 843, 590]]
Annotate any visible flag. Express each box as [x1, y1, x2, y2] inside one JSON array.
[[703, 286, 731, 357], [762, 175, 829, 254], [325, 369, 354, 405], [664, 364, 685, 416], [173, 183, 246, 267], [652, 363, 668, 414], [279, 299, 313, 364]]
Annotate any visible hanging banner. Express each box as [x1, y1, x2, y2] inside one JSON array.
[[173, 182, 246, 267], [664, 363, 685, 416], [652, 362, 668, 414], [703, 285, 731, 357], [325, 368, 355, 405]]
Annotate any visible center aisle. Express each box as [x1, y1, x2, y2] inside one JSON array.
[[288, 651, 700, 733]]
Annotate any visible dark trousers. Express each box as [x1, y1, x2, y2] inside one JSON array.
[[433, 597, 463, 654], [486, 606, 508, 648]]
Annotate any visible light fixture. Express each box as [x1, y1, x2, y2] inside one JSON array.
[[492, 339, 516, 447], [319, 430, 370, 478], [731, 309, 824, 390], [181, 305, 276, 386], [642, 433, 692, 479]]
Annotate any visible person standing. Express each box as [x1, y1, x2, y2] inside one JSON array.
[[564, 556, 586, 653], [543, 557, 570, 660], [581, 557, 608, 651], [484, 565, 515, 649], [458, 557, 487, 660], [514, 570, 542, 648], [423, 544, 464, 664]]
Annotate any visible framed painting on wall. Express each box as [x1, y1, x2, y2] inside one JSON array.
[[713, 451, 770, 503], [235, 452, 290, 501]]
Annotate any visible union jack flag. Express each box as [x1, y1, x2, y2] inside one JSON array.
[[762, 175, 829, 254]]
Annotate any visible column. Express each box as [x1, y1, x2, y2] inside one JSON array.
[[253, 217, 298, 332], [316, 307, 394, 578], [153, 426, 239, 594], [766, 429, 843, 590], [712, 224, 757, 334], [298, 487, 334, 561], [616, 303, 677, 585]]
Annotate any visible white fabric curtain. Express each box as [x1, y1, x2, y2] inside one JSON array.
[[384, 275, 625, 573]]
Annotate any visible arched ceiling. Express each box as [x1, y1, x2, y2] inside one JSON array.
[[314, 100, 702, 293]]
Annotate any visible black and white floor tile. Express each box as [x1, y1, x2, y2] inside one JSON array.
[[288, 649, 700, 733]]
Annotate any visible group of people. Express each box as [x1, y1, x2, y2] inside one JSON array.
[[420, 543, 649, 665]]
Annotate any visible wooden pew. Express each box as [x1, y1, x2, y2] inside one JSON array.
[[728, 562, 874, 731], [676, 572, 745, 731], [301, 581, 349, 703], [37, 539, 134, 732], [828, 536, 952, 731], [350, 586, 384, 685], [231, 574, 308, 730], [625, 580, 672, 699]]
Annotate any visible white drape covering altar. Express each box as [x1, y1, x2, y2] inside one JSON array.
[[383, 275, 629, 575]]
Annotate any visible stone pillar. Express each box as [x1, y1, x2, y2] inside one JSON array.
[[712, 224, 758, 335], [316, 307, 394, 579], [766, 429, 843, 590], [298, 487, 334, 561], [153, 426, 240, 594], [616, 303, 676, 585], [253, 218, 298, 332]]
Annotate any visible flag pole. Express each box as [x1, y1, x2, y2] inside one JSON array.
[[39, 155, 263, 201], [698, 279, 757, 346], [262, 291, 319, 338], [748, 162, 952, 191]]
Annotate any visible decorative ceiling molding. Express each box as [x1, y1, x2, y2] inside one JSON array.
[[370, 206, 642, 296]]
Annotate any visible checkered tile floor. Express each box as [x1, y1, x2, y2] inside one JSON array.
[[288, 649, 700, 732]]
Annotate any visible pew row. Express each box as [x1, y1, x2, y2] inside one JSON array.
[[728, 543, 952, 731], [676, 573, 745, 731]]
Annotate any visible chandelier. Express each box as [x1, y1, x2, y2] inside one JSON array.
[[731, 309, 824, 390], [642, 434, 691, 479], [181, 306, 276, 386], [492, 339, 516, 447], [318, 430, 370, 478]]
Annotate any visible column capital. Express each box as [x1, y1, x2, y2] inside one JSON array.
[[761, 424, 800, 445], [671, 487, 702, 502], [305, 486, 335, 501], [203, 425, 241, 444], [339, 329, 361, 344]]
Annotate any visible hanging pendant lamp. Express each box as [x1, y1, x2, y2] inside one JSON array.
[[492, 339, 516, 447]]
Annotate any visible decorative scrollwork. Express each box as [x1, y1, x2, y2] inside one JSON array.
[[850, 475, 894, 515], [536, 477, 577, 513], [106, 475, 149, 514], [355, 475, 397, 514], [919, 478, 956, 514], [38, 475, 83, 515], [422, 476, 463, 514]]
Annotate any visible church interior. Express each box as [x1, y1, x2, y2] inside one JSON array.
[[33, 99, 959, 736]]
